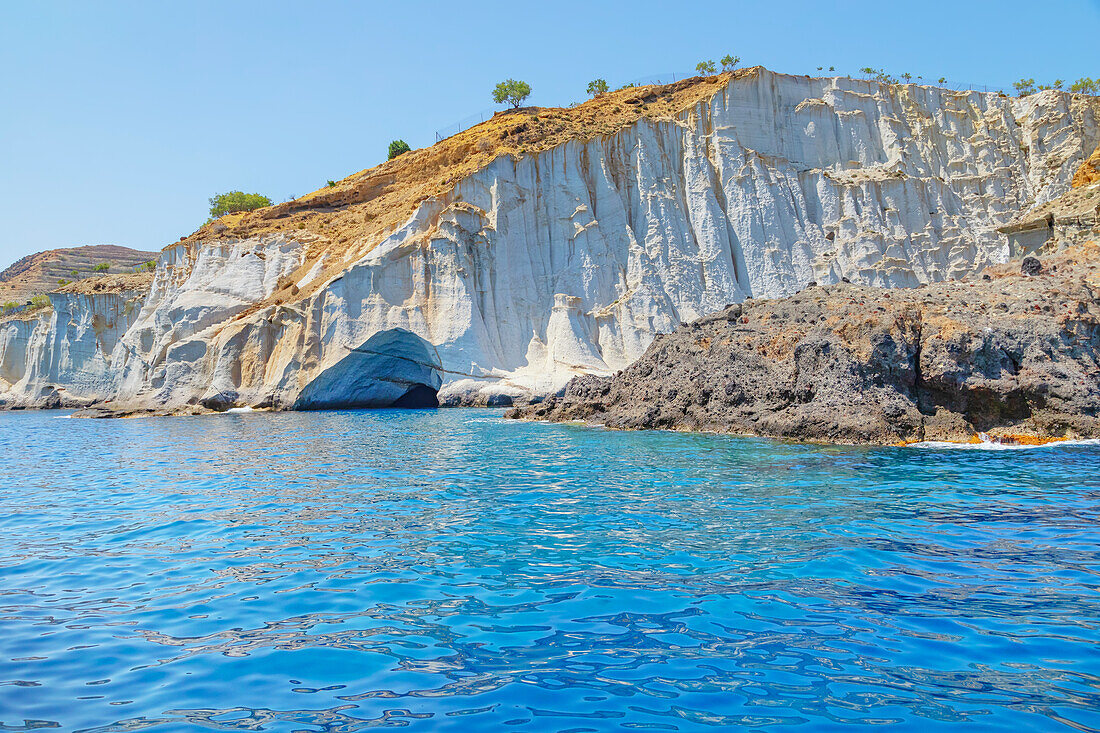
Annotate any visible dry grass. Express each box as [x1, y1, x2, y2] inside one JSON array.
[[181, 70, 749, 309]]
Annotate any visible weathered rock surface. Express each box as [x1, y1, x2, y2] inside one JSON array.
[[1, 69, 1099, 413], [509, 246, 1100, 444]]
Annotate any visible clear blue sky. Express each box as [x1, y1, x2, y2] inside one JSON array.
[[2, 0, 1098, 265]]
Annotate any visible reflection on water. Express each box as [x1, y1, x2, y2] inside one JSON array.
[[1, 409, 1098, 731]]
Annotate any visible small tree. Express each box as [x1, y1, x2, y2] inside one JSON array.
[[721, 54, 740, 71], [492, 79, 532, 108], [1013, 78, 1036, 96], [1070, 77, 1099, 95], [92, 262, 110, 272], [901, 72, 913, 82], [388, 139, 411, 160], [586, 79, 607, 97], [586, 78, 609, 96], [938, 76, 947, 84], [208, 191, 272, 218], [829, 66, 835, 72], [696, 60, 717, 75]]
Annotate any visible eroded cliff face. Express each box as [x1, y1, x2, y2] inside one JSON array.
[[2, 69, 1098, 412], [0, 284, 148, 408]]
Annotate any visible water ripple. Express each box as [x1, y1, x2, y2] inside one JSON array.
[[1, 409, 1098, 731]]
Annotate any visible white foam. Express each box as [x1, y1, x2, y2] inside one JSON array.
[[224, 406, 254, 414]]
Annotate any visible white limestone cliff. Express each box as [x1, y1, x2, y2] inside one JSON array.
[[2, 69, 1098, 411]]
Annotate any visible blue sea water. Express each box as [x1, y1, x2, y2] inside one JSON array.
[[1, 409, 1099, 732]]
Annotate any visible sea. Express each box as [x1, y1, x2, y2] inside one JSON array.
[[1, 409, 1098, 731]]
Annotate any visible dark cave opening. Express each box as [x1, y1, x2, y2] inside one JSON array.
[[390, 383, 440, 409]]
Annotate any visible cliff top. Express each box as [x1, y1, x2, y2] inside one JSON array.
[[0, 244, 156, 305], [182, 69, 751, 271], [176, 66, 1098, 324], [54, 271, 154, 295]]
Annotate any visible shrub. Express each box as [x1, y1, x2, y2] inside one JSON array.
[[586, 78, 609, 96], [829, 66, 835, 72], [721, 54, 741, 71], [696, 60, 717, 75], [28, 294, 50, 310], [208, 191, 272, 219], [1070, 77, 1099, 95], [69, 269, 78, 277], [1013, 78, 1036, 96], [388, 139, 411, 160], [92, 262, 110, 272], [860, 67, 896, 84], [57, 279, 69, 286], [1, 301, 17, 312], [326, 180, 337, 187], [617, 82, 637, 91], [901, 73, 913, 82], [492, 79, 532, 108], [938, 77, 947, 84]]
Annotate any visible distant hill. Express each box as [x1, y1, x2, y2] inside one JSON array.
[[0, 245, 158, 305]]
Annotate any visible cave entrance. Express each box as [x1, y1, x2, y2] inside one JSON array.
[[391, 383, 440, 409], [294, 328, 443, 410]]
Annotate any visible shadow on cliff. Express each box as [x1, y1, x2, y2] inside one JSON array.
[[294, 329, 443, 410]]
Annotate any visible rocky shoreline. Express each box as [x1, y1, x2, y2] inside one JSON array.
[[507, 246, 1100, 445]]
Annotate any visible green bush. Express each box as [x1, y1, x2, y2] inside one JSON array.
[[326, 179, 337, 187], [92, 262, 110, 272], [28, 294, 50, 310], [492, 79, 532, 108], [586, 78, 609, 96], [69, 269, 79, 277], [1, 301, 18, 312], [1013, 78, 1036, 96], [208, 191, 273, 219], [696, 60, 717, 75], [388, 139, 411, 160], [860, 67, 896, 84], [721, 54, 740, 71], [1070, 77, 1099, 95]]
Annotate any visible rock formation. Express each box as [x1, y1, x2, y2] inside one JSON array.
[[0, 244, 156, 305], [509, 245, 1100, 444], [1, 68, 1098, 414]]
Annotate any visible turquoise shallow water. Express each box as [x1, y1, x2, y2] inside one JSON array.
[[1, 409, 1099, 732]]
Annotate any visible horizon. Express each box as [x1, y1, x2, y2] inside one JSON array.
[[2, 0, 1098, 266]]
